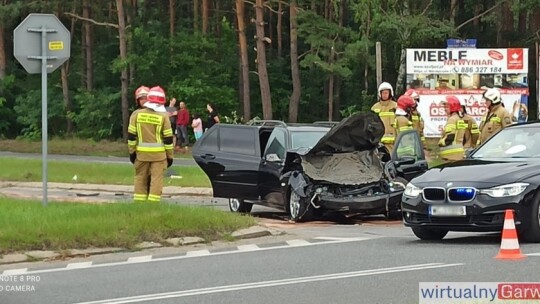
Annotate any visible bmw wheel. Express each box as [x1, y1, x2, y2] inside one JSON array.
[[287, 188, 314, 222], [228, 198, 253, 214], [522, 195, 540, 243], [411, 227, 448, 241]]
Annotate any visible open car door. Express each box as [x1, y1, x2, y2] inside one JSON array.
[[391, 130, 428, 181], [191, 125, 262, 199]]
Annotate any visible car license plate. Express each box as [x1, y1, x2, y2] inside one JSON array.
[[429, 205, 466, 217]]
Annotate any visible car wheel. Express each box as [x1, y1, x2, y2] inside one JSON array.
[[411, 227, 448, 241], [385, 177, 408, 220], [228, 198, 253, 214], [288, 189, 314, 222], [522, 195, 540, 243]]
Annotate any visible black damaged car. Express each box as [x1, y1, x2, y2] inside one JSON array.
[[192, 112, 427, 222], [402, 122, 540, 242]]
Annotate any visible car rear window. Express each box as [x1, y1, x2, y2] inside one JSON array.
[[219, 127, 258, 156], [291, 131, 327, 149]]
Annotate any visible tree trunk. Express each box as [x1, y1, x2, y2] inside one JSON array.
[[498, 1, 513, 46], [334, 76, 341, 121], [61, 64, 73, 134], [328, 75, 334, 121], [202, 0, 209, 34], [169, 0, 175, 37], [255, 0, 272, 119], [289, 0, 301, 123], [193, 0, 199, 31], [83, 0, 93, 91], [532, 5, 540, 34], [473, 3, 482, 37], [0, 25, 5, 79], [395, 48, 407, 95], [518, 3, 527, 34], [450, 0, 458, 25], [236, 0, 251, 120], [277, 0, 282, 57], [117, 0, 130, 141]]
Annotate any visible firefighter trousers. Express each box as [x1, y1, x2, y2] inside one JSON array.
[[133, 159, 167, 202]]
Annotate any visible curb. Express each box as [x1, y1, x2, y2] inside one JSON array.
[[0, 226, 280, 266]]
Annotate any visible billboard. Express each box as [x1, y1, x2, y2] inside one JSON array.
[[406, 48, 529, 137]]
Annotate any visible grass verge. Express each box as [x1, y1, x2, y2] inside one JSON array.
[[0, 157, 211, 187], [0, 138, 193, 159], [0, 198, 256, 254]]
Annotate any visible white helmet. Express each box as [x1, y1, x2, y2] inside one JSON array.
[[483, 88, 501, 104], [378, 82, 394, 100]]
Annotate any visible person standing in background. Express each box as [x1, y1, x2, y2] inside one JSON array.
[[166, 98, 177, 147], [175, 101, 190, 153], [206, 103, 220, 131], [191, 113, 203, 141]]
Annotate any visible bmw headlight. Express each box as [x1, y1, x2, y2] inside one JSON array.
[[404, 183, 422, 198], [479, 183, 529, 198]]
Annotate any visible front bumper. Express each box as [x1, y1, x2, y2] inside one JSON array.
[[318, 190, 403, 214], [401, 192, 532, 232]]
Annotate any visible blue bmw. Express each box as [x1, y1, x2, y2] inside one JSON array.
[[402, 122, 540, 242]]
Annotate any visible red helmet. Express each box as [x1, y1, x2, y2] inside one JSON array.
[[445, 95, 461, 113], [397, 95, 416, 111], [147, 86, 166, 104], [404, 89, 419, 102], [134, 86, 149, 101]]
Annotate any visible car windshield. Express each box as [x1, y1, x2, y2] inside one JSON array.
[[471, 126, 540, 159], [291, 131, 328, 149]]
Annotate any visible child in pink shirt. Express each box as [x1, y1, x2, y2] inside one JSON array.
[[191, 114, 203, 140]]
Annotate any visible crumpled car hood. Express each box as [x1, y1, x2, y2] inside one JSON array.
[[308, 112, 384, 155]]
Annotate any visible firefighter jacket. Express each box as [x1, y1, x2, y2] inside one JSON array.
[[393, 109, 413, 135], [462, 113, 480, 149], [478, 104, 512, 145], [371, 100, 397, 145], [438, 113, 466, 161], [411, 109, 425, 143], [127, 108, 174, 162]]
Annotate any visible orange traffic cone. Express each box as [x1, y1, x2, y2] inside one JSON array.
[[495, 209, 526, 260]]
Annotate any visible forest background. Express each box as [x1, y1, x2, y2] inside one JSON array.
[[0, 0, 539, 141]]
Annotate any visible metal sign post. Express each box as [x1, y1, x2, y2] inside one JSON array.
[[13, 14, 71, 206]]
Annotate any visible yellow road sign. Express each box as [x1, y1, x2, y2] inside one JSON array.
[[49, 41, 64, 50]]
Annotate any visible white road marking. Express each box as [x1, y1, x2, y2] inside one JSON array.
[[66, 262, 93, 269], [2, 268, 27, 275], [286, 239, 311, 246], [72, 263, 464, 304], [314, 236, 370, 241], [127, 256, 152, 263], [5, 237, 372, 275], [525, 252, 540, 256], [237, 244, 260, 251], [185, 250, 210, 257]]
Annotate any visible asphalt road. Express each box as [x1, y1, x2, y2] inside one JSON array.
[[0, 151, 197, 167], [2, 225, 540, 304]]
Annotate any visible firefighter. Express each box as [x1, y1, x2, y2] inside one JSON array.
[[459, 99, 480, 149], [371, 82, 397, 152], [439, 95, 467, 161], [394, 95, 415, 135], [134, 86, 150, 109], [128, 86, 174, 202], [404, 89, 425, 143], [478, 88, 512, 145], [393, 95, 417, 158]]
